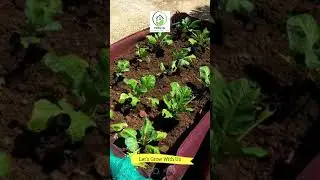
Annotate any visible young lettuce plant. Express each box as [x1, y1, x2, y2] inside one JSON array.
[[286, 14, 320, 68], [199, 66, 211, 87], [172, 48, 197, 68], [119, 75, 156, 107], [21, 0, 63, 48], [115, 60, 130, 80], [210, 68, 273, 165], [27, 99, 96, 142], [162, 82, 194, 118], [188, 28, 210, 49], [177, 17, 201, 36], [114, 118, 167, 154], [135, 45, 150, 62], [146, 32, 173, 47]]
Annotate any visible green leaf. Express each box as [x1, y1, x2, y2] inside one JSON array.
[[124, 79, 138, 93], [155, 131, 167, 141], [212, 75, 260, 135], [160, 63, 166, 72], [111, 123, 128, 132], [37, 21, 62, 32], [188, 38, 197, 45], [287, 14, 320, 68], [110, 110, 115, 120], [242, 147, 268, 158], [119, 93, 131, 104], [148, 97, 159, 107], [140, 118, 155, 145], [224, 0, 254, 13], [162, 109, 173, 118], [145, 145, 161, 154], [146, 35, 157, 45], [28, 99, 63, 132], [140, 75, 156, 92], [130, 96, 140, 107], [20, 37, 41, 48], [200, 66, 211, 86], [0, 152, 11, 177], [42, 53, 89, 90], [125, 137, 139, 152], [119, 128, 137, 139], [116, 60, 130, 73]]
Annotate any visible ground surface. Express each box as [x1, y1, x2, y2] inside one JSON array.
[[0, 0, 109, 179], [110, 0, 211, 44], [213, 0, 320, 179]]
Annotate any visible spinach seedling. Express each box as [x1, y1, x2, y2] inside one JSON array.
[[135, 45, 150, 62], [119, 75, 156, 107], [211, 68, 273, 163], [115, 60, 130, 79], [146, 32, 173, 47], [28, 99, 96, 142], [22, 0, 63, 48], [172, 48, 197, 69], [199, 66, 211, 87], [287, 14, 320, 68], [188, 28, 210, 49], [162, 82, 194, 118], [116, 118, 167, 154], [177, 17, 201, 34]]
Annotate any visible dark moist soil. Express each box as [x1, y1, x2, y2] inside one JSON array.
[[213, 0, 320, 179], [110, 23, 210, 175], [0, 0, 109, 179]]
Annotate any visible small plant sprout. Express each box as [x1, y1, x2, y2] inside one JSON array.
[[162, 82, 194, 118], [135, 45, 150, 62], [188, 28, 210, 48], [111, 122, 128, 132], [116, 60, 130, 78], [119, 75, 156, 107], [172, 48, 197, 68], [116, 118, 167, 154], [146, 32, 173, 47], [199, 66, 211, 87], [110, 109, 115, 120], [22, 0, 63, 48], [148, 97, 160, 107], [178, 17, 201, 34]]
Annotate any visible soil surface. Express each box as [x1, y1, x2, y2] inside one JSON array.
[[110, 22, 210, 177], [213, 0, 320, 179], [0, 0, 109, 179]]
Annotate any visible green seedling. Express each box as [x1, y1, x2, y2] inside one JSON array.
[[177, 17, 201, 34], [135, 45, 150, 62], [111, 122, 128, 132], [146, 32, 173, 47], [116, 60, 130, 78], [172, 48, 197, 69], [22, 0, 63, 48], [42, 48, 109, 114], [188, 28, 210, 48], [162, 82, 194, 118], [199, 66, 211, 87], [210, 68, 273, 166], [119, 75, 156, 107], [110, 109, 115, 120], [287, 14, 320, 68], [0, 152, 11, 177], [116, 118, 167, 154], [28, 99, 96, 142]]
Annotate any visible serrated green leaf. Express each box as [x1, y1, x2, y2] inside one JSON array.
[[125, 137, 139, 152], [0, 152, 11, 177], [119, 128, 137, 139], [141, 75, 156, 91], [145, 145, 161, 154], [130, 96, 140, 107], [162, 109, 173, 118], [119, 93, 131, 104], [28, 99, 63, 132], [155, 131, 167, 141], [146, 35, 157, 45]]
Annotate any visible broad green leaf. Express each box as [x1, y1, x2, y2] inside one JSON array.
[[119, 128, 137, 139], [28, 99, 63, 132], [200, 66, 211, 86], [130, 96, 140, 107], [242, 147, 268, 158], [116, 60, 130, 73], [140, 118, 154, 145], [125, 137, 139, 152], [119, 93, 131, 104], [42, 53, 89, 90], [188, 38, 197, 45], [155, 131, 167, 141], [124, 79, 138, 92], [145, 145, 161, 154], [287, 14, 320, 68], [0, 152, 11, 177], [141, 75, 156, 91], [212, 78, 260, 135], [162, 109, 173, 118], [146, 35, 157, 45], [148, 97, 159, 107], [110, 110, 115, 120], [111, 123, 128, 132]]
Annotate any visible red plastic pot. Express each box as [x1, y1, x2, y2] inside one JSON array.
[[110, 13, 211, 179]]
